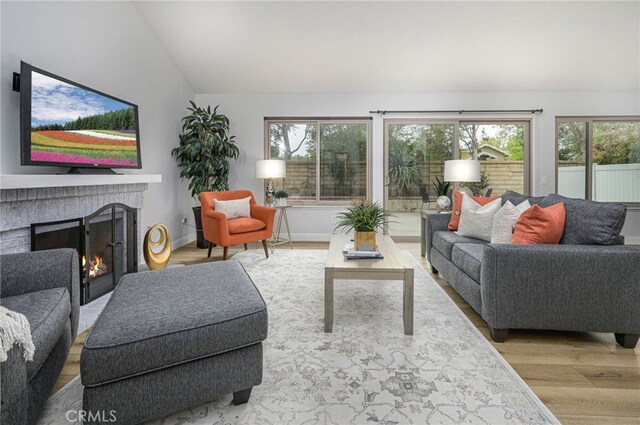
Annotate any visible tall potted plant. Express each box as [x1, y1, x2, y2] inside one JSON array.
[[334, 199, 392, 251], [172, 101, 239, 248]]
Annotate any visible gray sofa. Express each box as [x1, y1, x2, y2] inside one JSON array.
[[425, 192, 640, 348], [0, 249, 80, 425]]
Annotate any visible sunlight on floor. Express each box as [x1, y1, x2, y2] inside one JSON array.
[[388, 211, 423, 237]]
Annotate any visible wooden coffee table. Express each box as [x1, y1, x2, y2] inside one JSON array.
[[324, 234, 414, 335]]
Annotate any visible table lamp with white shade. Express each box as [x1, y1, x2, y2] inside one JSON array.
[[255, 159, 286, 205], [444, 159, 481, 183], [437, 159, 481, 211]]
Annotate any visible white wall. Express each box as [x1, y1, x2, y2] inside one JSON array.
[[196, 91, 640, 243], [0, 1, 196, 251]]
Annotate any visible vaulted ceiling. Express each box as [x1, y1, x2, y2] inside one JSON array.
[[133, 1, 640, 93]]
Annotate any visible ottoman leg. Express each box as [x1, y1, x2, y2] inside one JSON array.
[[232, 387, 253, 405]]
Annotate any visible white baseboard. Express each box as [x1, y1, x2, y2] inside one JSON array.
[[172, 232, 197, 250], [137, 233, 195, 268], [625, 236, 640, 245], [290, 233, 334, 242], [290, 233, 640, 245], [161, 231, 640, 246]]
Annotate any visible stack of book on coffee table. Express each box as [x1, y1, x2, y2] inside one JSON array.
[[342, 242, 384, 259]]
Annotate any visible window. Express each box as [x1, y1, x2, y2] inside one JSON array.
[[384, 119, 530, 237], [266, 119, 371, 204], [556, 117, 640, 203]]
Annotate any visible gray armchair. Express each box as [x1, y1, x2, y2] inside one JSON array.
[[1, 249, 79, 425]]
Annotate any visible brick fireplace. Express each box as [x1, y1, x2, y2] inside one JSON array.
[[0, 174, 161, 297]]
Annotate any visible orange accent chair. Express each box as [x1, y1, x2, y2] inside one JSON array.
[[200, 190, 276, 260]]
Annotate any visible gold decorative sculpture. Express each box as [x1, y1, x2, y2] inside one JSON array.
[[143, 224, 171, 270]]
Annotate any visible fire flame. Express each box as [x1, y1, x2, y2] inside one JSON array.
[[82, 255, 104, 278]]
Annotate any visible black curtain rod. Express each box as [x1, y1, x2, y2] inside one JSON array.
[[369, 109, 543, 115]]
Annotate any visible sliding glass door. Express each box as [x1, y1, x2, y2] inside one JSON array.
[[384, 121, 455, 237], [384, 119, 530, 238], [458, 122, 529, 197]]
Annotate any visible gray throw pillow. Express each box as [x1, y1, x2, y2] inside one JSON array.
[[501, 190, 544, 206], [490, 200, 531, 244], [540, 193, 627, 245], [457, 194, 502, 242]]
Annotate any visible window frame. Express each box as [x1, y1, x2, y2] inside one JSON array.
[[555, 115, 640, 206], [264, 117, 373, 206]]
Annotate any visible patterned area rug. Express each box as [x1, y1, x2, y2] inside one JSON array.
[[40, 249, 558, 424]]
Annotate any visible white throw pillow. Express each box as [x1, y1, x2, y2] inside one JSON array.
[[456, 193, 502, 241], [214, 196, 251, 219], [490, 200, 531, 244]]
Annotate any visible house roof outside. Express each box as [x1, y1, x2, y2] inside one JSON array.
[[461, 144, 510, 160]]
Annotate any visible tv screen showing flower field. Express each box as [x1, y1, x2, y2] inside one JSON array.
[[30, 71, 139, 167]]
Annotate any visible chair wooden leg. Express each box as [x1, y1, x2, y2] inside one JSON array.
[[207, 242, 213, 258], [262, 240, 269, 258], [223, 246, 229, 261], [244, 243, 248, 250]]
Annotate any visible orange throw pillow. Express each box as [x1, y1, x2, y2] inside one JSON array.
[[448, 190, 500, 231], [512, 202, 566, 244]]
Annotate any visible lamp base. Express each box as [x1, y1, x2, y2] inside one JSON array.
[[266, 178, 275, 206]]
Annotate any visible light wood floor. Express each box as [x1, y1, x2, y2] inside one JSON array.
[[55, 241, 640, 424]]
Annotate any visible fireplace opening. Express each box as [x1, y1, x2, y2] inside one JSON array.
[[31, 203, 137, 305]]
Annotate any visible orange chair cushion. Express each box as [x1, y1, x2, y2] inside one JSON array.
[[512, 202, 566, 244], [227, 218, 267, 234], [448, 190, 500, 231]]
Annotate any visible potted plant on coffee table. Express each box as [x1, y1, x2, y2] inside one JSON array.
[[172, 101, 239, 248], [334, 199, 392, 251]]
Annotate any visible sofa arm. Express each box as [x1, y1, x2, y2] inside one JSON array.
[[0, 347, 28, 424], [480, 244, 640, 333], [424, 213, 452, 260], [0, 249, 79, 337]]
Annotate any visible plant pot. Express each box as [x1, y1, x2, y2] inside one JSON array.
[[354, 231, 377, 251], [192, 206, 208, 249]]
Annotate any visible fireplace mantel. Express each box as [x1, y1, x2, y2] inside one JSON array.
[[0, 175, 161, 255], [0, 174, 161, 189]]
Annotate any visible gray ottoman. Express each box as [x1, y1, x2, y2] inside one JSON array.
[[80, 260, 267, 424]]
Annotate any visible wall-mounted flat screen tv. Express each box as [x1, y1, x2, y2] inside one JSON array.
[[19, 61, 142, 171]]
